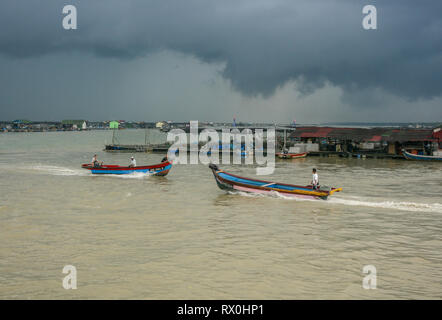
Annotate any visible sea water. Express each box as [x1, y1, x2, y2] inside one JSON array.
[[0, 130, 441, 299]]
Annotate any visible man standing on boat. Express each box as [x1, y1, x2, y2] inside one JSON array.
[[129, 156, 136, 168], [91, 154, 101, 167], [312, 168, 319, 190]]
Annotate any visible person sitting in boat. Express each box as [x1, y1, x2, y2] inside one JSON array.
[[91, 154, 101, 168], [311, 168, 319, 190], [129, 156, 136, 168]]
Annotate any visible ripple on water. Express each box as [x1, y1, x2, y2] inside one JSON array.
[[0, 131, 441, 299]]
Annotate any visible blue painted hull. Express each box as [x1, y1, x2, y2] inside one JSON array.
[[82, 161, 172, 176], [90, 164, 172, 174], [402, 150, 442, 161], [208, 164, 342, 200]]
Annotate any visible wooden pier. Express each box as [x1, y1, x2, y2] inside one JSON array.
[[104, 143, 172, 153], [307, 151, 405, 159]]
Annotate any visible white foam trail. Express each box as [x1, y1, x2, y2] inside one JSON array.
[[228, 190, 317, 202], [328, 197, 442, 213], [27, 165, 88, 176], [24, 165, 155, 179], [104, 171, 154, 179], [228, 190, 265, 198], [228, 190, 441, 213]]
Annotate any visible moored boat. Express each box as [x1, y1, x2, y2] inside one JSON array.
[[82, 160, 172, 175], [276, 152, 308, 159], [209, 164, 342, 200], [402, 149, 442, 161]]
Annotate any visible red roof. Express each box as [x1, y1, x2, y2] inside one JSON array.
[[299, 127, 333, 138], [369, 135, 382, 141]]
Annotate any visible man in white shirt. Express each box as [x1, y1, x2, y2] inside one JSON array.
[[129, 156, 136, 167], [91, 154, 102, 167], [311, 168, 319, 190]]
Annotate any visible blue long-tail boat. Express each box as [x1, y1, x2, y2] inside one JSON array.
[[402, 149, 442, 161], [209, 164, 342, 200]]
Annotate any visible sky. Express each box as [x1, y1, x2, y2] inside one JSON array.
[[0, 0, 441, 123]]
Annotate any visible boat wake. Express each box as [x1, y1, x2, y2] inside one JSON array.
[[25, 165, 154, 179], [328, 197, 442, 213], [103, 171, 155, 179], [228, 190, 317, 202], [228, 191, 442, 213], [27, 165, 89, 176]]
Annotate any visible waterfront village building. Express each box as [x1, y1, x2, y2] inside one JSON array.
[[155, 121, 166, 129], [61, 120, 88, 131], [286, 126, 441, 156], [109, 121, 119, 129]]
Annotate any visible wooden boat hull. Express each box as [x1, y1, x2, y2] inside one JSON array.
[[81, 161, 172, 175], [209, 164, 341, 200], [402, 150, 442, 161], [276, 152, 308, 159]]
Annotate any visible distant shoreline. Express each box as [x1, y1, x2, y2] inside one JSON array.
[[1, 119, 441, 134]]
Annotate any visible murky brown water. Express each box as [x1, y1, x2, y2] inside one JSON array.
[[0, 130, 441, 299]]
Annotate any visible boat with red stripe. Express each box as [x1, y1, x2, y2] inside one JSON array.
[[276, 152, 308, 159], [402, 149, 442, 161], [81, 160, 172, 175], [209, 164, 342, 200]]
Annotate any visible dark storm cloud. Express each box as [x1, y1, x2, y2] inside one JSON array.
[[0, 0, 441, 100]]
